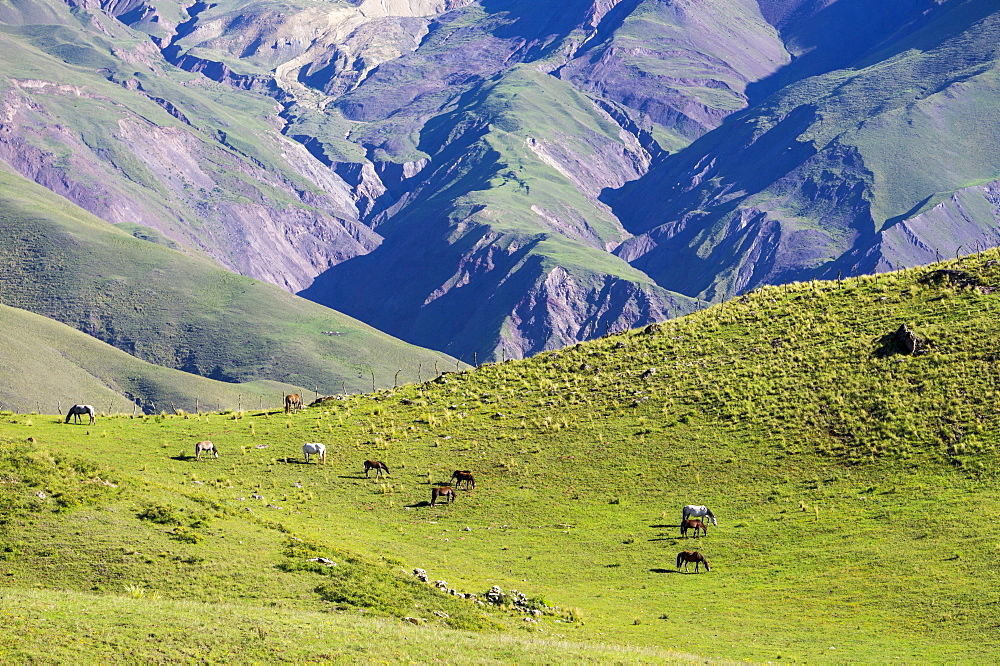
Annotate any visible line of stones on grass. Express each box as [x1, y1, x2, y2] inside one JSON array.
[[407, 567, 554, 624]]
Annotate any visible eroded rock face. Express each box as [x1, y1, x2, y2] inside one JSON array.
[[557, 0, 790, 138], [0, 81, 378, 293]]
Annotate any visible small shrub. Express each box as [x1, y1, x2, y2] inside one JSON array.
[[169, 528, 203, 544], [137, 504, 181, 525]]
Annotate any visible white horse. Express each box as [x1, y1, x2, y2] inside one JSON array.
[[303, 442, 326, 464], [195, 440, 218, 459], [65, 404, 95, 424], [682, 505, 717, 526]]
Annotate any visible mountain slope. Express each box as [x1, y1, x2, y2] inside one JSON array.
[[303, 66, 695, 360], [0, 164, 457, 396], [3, 0, 1000, 366], [0, 302, 302, 414], [612, 0, 1000, 300], [0, 0, 784, 363]]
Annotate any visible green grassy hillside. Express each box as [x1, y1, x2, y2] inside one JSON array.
[[0, 165, 458, 402], [0, 302, 307, 415], [2, 253, 1000, 661]]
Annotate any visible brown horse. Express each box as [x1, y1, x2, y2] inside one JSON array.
[[284, 394, 302, 414], [676, 551, 710, 573], [364, 460, 390, 478], [680, 519, 708, 538], [450, 470, 475, 489], [431, 486, 455, 506], [195, 440, 218, 460]]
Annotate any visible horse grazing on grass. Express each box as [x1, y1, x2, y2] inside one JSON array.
[[65, 404, 95, 424], [680, 519, 708, 538], [284, 394, 303, 414], [364, 460, 389, 478], [303, 442, 326, 464], [682, 505, 717, 526], [431, 486, 455, 506], [676, 551, 710, 573], [450, 470, 475, 490], [195, 441, 218, 459]]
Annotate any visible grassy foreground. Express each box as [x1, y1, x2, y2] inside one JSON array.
[[0, 588, 695, 663], [2, 254, 1000, 662]]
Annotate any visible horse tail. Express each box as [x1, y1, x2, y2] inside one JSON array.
[[676, 552, 682, 568]]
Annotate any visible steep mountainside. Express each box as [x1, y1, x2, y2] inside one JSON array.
[[0, 164, 457, 400], [0, 0, 781, 363], [2, 0, 1000, 366], [611, 0, 1000, 301]]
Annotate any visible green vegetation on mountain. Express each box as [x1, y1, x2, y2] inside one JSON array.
[[0, 302, 305, 414], [3, 0, 1000, 381], [0, 166, 456, 402], [304, 66, 696, 360], [614, 0, 1000, 301], [2, 254, 999, 661]]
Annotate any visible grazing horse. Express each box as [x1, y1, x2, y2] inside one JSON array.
[[284, 394, 303, 414], [450, 470, 476, 490], [676, 551, 711, 573], [65, 404, 95, 424], [195, 441, 218, 459], [303, 442, 326, 464], [680, 519, 708, 538], [431, 486, 455, 506], [364, 460, 390, 478], [682, 505, 717, 526]]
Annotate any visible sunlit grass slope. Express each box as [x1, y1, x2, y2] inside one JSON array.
[[0, 302, 305, 414], [0, 165, 457, 399], [2, 252, 1000, 661]]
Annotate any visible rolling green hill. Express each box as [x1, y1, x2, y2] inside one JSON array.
[[0, 164, 458, 404], [2, 253, 999, 661], [0, 301, 307, 415]]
